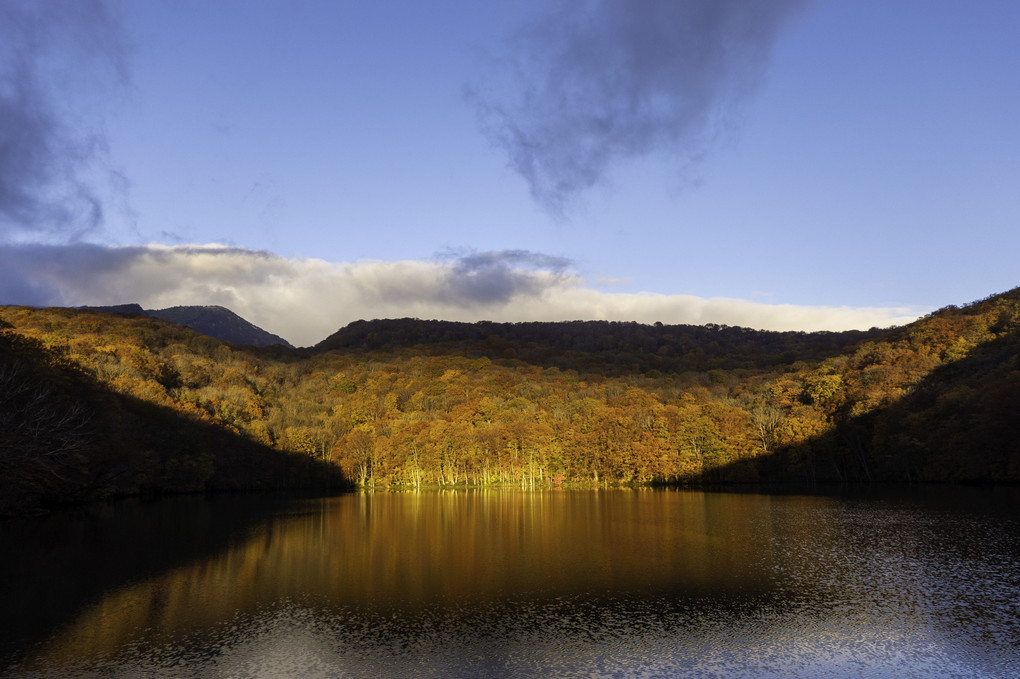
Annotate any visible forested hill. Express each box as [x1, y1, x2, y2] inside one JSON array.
[[146, 306, 293, 349], [2, 286, 1019, 515], [314, 318, 884, 375], [0, 311, 339, 515], [83, 304, 293, 349]]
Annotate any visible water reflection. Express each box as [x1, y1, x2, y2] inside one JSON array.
[[3, 488, 1019, 678]]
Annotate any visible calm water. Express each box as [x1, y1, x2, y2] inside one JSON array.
[[1, 488, 1019, 678]]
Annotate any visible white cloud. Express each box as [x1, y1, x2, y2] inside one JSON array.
[[0, 244, 922, 347]]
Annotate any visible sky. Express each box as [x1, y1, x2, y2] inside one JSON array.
[[1, 0, 1018, 347]]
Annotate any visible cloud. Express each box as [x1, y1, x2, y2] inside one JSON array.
[[0, 0, 128, 241], [471, 0, 806, 214], [0, 244, 922, 347], [438, 249, 574, 305]]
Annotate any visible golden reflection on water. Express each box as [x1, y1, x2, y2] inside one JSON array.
[[27, 490, 801, 665], [10, 488, 1018, 677]]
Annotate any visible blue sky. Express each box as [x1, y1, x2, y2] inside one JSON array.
[[2, 0, 1018, 345]]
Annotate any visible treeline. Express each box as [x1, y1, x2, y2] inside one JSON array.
[[314, 317, 883, 375], [2, 286, 1019, 513]]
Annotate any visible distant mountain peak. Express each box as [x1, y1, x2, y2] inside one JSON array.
[[81, 303, 293, 348], [146, 306, 294, 349]]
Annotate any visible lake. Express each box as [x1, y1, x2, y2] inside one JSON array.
[[2, 488, 1019, 678]]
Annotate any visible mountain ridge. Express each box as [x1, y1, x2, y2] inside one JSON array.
[[2, 284, 1015, 514], [82, 304, 293, 349]]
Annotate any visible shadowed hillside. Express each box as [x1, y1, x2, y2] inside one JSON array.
[[83, 304, 294, 348], [314, 317, 884, 376], [756, 316, 1020, 484], [0, 312, 343, 516], [147, 305, 294, 348]]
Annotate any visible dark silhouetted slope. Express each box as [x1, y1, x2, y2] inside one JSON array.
[[146, 306, 294, 348], [0, 311, 341, 515], [82, 304, 293, 348], [313, 317, 884, 375]]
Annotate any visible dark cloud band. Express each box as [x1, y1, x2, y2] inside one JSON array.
[[0, 0, 127, 240], [471, 0, 806, 214]]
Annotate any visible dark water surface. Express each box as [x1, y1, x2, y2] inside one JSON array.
[[2, 488, 1019, 678]]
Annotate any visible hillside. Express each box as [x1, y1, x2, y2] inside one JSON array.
[[146, 306, 294, 348], [313, 318, 883, 375], [772, 290, 1020, 483], [0, 309, 335, 515], [2, 286, 1019, 513], [83, 304, 293, 348]]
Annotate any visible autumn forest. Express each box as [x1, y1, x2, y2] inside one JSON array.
[[2, 287, 1020, 515]]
